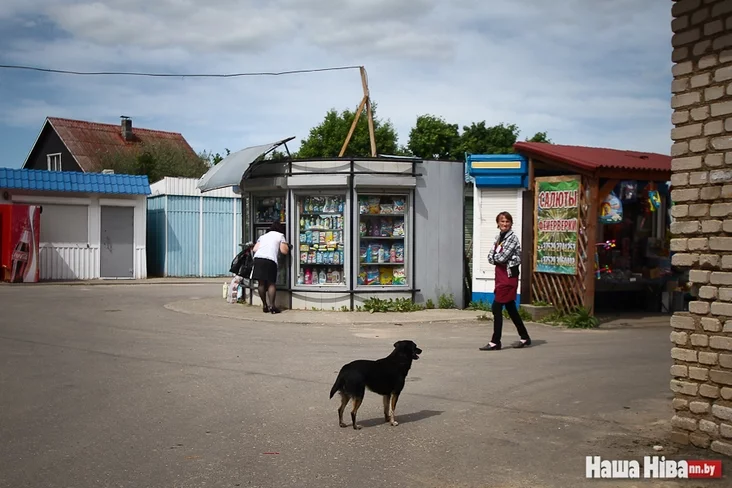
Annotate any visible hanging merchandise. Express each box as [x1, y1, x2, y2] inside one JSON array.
[[619, 181, 637, 202], [599, 192, 623, 224], [648, 190, 661, 212]]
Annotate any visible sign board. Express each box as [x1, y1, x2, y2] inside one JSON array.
[[534, 176, 580, 275]]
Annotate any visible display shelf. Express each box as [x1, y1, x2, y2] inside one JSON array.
[[356, 194, 409, 287], [295, 194, 346, 287]]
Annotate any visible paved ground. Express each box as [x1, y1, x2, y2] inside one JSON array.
[[0, 283, 728, 488]]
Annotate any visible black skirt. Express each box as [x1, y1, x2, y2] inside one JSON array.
[[251, 257, 278, 283]]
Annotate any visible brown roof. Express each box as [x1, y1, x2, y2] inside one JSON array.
[[46, 117, 198, 173], [514, 142, 671, 175]]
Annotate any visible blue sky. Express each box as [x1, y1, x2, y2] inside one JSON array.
[[0, 0, 673, 169]]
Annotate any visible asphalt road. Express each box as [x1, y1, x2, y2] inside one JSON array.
[[0, 284, 727, 488]]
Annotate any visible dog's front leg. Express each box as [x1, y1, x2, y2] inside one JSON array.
[[389, 393, 400, 426]]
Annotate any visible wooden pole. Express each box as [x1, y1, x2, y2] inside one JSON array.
[[360, 67, 377, 157], [584, 176, 599, 314], [338, 96, 367, 157]]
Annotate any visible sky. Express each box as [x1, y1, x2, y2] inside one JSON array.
[[0, 0, 673, 169]]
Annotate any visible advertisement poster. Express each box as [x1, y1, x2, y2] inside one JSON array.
[[534, 176, 580, 275], [9, 204, 40, 283]]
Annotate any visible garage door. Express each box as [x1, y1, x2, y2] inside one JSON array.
[[100, 206, 134, 278]]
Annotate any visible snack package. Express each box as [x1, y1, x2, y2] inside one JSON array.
[[308, 250, 316, 263], [380, 200, 394, 214], [380, 267, 393, 285], [300, 251, 308, 263], [377, 247, 385, 263], [370, 243, 382, 263], [316, 251, 323, 264], [393, 198, 406, 213], [393, 243, 404, 263], [366, 268, 380, 285], [311, 230, 319, 245], [392, 219, 405, 237], [334, 250, 341, 265], [360, 244, 368, 262], [359, 221, 367, 236], [393, 267, 406, 285], [371, 220, 380, 237], [368, 196, 381, 214], [358, 269, 367, 285], [305, 230, 313, 244], [380, 219, 393, 237], [359, 197, 369, 215]]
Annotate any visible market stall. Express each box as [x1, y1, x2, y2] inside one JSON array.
[[196, 140, 466, 311], [508, 142, 673, 315]]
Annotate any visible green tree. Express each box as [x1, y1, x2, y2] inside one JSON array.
[[407, 114, 461, 160], [526, 131, 552, 143], [99, 141, 211, 183], [459, 122, 520, 155], [296, 102, 400, 158]]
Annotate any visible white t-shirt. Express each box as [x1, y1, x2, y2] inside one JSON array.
[[254, 231, 286, 263]]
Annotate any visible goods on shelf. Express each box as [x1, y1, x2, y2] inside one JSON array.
[[359, 217, 404, 237], [255, 197, 285, 223], [359, 242, 404, 264], [358, 196, 406, 215], [358, 266, 406, 286], [298, 196, 344, 214], [298, 267, 344, 285]]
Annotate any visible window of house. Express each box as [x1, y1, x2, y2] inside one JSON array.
[[47, 153, 61, 171]]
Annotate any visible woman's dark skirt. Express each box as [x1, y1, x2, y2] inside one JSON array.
[[251, 257, 278, 283]]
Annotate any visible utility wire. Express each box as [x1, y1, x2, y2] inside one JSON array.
[[0, 64, 362, 78]]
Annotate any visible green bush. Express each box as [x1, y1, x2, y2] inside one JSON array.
[[362, 297, 424, 313], [425, 299, 435, 309], [438, 293, 456, 309]]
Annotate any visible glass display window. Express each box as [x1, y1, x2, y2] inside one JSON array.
[[252, 194, 288, 286], [295, 194, 347, 287], [356, 193, 408, 287]]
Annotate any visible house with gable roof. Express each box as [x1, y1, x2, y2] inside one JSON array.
[[21, 116, 199, 175]]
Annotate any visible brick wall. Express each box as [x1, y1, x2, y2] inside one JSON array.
[[670, 0, 732, 457]]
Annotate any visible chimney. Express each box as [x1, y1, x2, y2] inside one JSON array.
[[120, 116, 133, 141]]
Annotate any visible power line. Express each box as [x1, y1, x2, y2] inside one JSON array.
[[0, 64, 362, 78]]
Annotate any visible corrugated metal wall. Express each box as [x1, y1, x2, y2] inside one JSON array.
[[166, 195, 199, 277], [146, 196, 166, 276], [202, 197, 234, 276], [146, 194, 241, 277]]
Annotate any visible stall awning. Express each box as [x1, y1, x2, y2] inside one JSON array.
[[196, 137, 294, 193]]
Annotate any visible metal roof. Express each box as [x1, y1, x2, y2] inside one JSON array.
[[24, 117, 199, 173], [0, 168, 151, 195], [514, 142, 671, 173]]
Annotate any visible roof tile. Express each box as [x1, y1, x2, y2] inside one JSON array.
[[513, 142, 671, 173], [0, 168, 151, 195]]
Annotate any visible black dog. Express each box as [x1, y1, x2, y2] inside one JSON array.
[[329, 340, 422, 430]]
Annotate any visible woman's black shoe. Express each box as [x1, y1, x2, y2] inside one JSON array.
[[270, 307, 281, 314], [262, 305, 270, 313], [514, 339, 531, 348], [479, 342, 501, 351]]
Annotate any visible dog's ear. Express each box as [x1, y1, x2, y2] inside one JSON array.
[[393, 341, 400, 348]]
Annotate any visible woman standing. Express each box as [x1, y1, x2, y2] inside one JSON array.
[[479, 211, 532, 351], [251, 221, 290, 314]]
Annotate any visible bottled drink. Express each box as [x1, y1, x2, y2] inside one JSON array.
[[10, 228, 30, 283]]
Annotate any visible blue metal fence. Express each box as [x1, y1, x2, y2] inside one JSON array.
[[146, 195, 240, 277]]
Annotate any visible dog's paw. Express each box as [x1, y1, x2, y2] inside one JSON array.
[[339, 422, 348, 428], [390, 420, 399, 426], [353, 424, 363, 430]]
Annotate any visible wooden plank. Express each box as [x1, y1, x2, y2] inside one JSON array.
[[360, 67, 377, 157], [598, 179, 619, 204], [597, 168, 671, 181], [583, 176, 599, 314], [338, 96, 367, 157]]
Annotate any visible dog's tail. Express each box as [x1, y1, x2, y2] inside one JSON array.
[[329, 372, 343, 399]]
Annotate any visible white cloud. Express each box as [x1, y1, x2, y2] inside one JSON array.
[[0, 0, 674, 162]]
